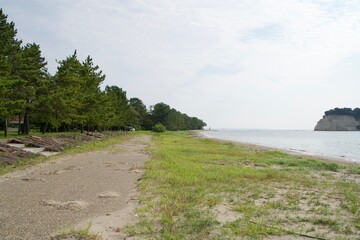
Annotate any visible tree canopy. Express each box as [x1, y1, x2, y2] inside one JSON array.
[[325, 108, 360, 121], [0, 9, 206, 135]]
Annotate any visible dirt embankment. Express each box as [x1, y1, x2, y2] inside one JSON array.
[[0, 132, 105, 165]]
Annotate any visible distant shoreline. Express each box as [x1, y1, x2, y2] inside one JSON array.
[[195, 130, 360, 166]]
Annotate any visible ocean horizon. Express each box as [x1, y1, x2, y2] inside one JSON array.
[[201, 129, 360, 163]]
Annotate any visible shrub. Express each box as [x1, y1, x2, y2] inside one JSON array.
[[152, 123, 166, 133]]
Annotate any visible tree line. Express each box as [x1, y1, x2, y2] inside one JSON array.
[[0, 9, 206, 136], [325, 107, 360, 120]]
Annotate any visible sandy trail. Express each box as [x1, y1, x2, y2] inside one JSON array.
[[0, 135, 150, 240]]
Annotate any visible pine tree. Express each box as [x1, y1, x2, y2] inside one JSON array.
[[52, 51, 83, 131], [150, 102, 171, 126], [0, 9, 23, 136], [103, 85, 130, 130], [32, 73, 54, 133], [129, 97, 148, 129], [16, 43, 48, 134], [79, 56, 105, 132]]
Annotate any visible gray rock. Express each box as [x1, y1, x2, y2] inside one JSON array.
[[314, 115, 360, 131]]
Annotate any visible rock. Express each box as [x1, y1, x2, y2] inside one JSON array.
[[0, 146, 7, 152], [0, 155, 18, 165], [7, 138, 24, 144], [314, 115, 360, 131], [8, 136, 65, 152], [0, 143, 36, 166], [86, 132, 104, 138], [26, 142, 42, 148]]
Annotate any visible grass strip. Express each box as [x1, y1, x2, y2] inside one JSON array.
[[130, 131, 360, 239]]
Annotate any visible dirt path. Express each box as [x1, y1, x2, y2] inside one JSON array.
[[0, 135, 150, 240]]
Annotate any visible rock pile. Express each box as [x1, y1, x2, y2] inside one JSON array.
[[0, 142, 35, 165], [0, 132, 106, 166], [55, 132, 104, 147], [8, 136, 64, 152]]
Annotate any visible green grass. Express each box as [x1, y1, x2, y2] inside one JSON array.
[[53, 223, 99, 240], [0, 130, 81, 139], [129, 131, 360, 239]]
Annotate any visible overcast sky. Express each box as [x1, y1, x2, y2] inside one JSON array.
[[2, 0, 360, 129]]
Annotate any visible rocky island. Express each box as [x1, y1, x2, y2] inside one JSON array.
[[314, 108, 360, 131]]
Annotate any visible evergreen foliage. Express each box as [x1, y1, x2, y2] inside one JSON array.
[[0, 9, 23, 136], [0, 9, 206, 136], [325, 108, 360, 120], [152, 123, 166, 133]]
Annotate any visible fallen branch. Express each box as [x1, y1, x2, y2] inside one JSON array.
[[248, 220, 327, 240]]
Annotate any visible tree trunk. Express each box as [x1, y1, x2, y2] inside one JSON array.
[[81, 124, 84, 133], [18, 114, 21, 135], [4, 118, 8, 137], [23, 110, 30, 135], [55, 111, 58, 132], [43, 122, 49, 134]]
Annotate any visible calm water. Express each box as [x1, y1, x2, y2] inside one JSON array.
[[201, 130, 360, 163]]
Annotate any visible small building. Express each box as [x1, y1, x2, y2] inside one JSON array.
[[8, 116, 23, 132]]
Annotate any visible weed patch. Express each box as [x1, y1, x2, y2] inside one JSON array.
[[52, 223, 99, 240]]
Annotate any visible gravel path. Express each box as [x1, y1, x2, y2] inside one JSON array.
[[0, 135, 150, 240]]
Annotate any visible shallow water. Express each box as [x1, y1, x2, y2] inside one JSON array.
[[202, 129, 360, 163]]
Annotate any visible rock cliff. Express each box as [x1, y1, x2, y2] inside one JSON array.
[[314, 115, 360, 131]]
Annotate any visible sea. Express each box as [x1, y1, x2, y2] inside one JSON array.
[[201, 129, 360, 163]]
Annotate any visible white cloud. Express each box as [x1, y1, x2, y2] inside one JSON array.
[[2, 0, 360, 129]]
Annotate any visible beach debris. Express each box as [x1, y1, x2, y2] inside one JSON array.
[[98, 191, 120, 198], [22, 177, 45, 182], [40, 200, 89, 210]]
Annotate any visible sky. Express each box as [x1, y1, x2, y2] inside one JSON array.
[[1, 0, 360, 129]]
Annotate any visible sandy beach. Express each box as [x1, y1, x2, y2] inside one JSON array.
[[196, 130, 360, 166]]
